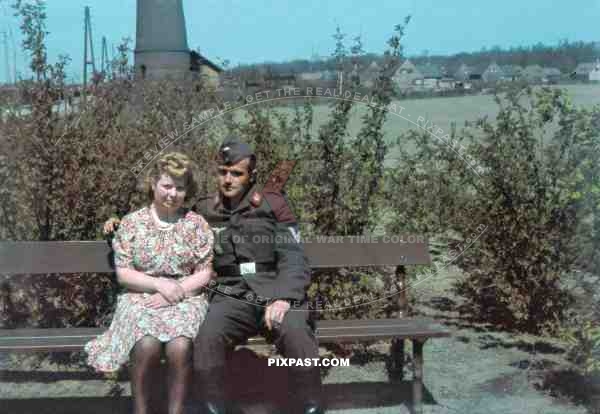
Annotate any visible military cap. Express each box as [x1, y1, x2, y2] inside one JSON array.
[[217, 137, 255, 165]]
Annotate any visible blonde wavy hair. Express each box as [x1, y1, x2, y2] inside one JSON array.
[[142, 152, 199, 205]]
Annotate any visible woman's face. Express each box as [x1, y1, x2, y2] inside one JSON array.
[[152, 173, 187, 211]]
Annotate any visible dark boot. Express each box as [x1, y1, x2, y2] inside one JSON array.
[[185, 400, 227, 414], [300, 401, 324, 414], [199, 401, 227, 414], [288, 367, 324, 414], [194, 368, 229, 414]]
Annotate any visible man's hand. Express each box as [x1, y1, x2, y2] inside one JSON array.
[[103, 217, 121, 236], [143, 293, 171, 309], [154, 278, 186, 304], [265, 300, 291, 330]]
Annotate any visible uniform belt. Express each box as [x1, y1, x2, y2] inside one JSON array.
[[215, 263, 277, 277]]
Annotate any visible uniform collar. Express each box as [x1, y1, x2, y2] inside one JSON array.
[[216, 184, 257, 214]]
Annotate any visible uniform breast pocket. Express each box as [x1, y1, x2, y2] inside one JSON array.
[[242, 219, 278, 263]]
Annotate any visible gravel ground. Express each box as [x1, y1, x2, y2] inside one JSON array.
[[0, 265, 593, 413]]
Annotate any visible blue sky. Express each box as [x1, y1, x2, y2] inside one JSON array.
[[0, 0, 599, 82]]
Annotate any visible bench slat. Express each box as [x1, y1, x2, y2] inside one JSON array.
[[0, 318, 449, 352], [0, 238, 430, 275]]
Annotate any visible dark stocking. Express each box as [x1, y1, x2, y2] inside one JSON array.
[[130, 335, 163, 414], [165, 336, 193, 414]]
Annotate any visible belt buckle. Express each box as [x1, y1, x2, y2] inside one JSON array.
[[240, 262, 256, 275]]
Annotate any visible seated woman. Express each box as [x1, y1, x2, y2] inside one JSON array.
[[85, 152, 213, 414]]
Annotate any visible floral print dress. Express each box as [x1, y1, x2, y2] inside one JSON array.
[[85, 206, 213, 372]]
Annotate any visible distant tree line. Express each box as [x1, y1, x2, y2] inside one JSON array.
[[228, 39, 600, 77], [426, 39, 600, 73]]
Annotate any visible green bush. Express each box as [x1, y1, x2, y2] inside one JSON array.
[[562, 319, 600, 375], [386, 85, 600, 334]]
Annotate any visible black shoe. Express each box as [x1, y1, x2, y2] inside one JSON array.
[[200, 401, 227, 414], [288, 367, 324, 414], [301, 401, 325, 414]]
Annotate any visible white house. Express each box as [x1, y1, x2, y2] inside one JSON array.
[[590, 60, 600, 82]]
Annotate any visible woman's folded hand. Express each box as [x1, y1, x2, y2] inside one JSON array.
[[154, 278, 186, 303], [142, 293, 171, 309]]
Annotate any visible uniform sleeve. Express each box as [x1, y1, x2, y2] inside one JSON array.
[[264, 191, 311, 302], [263, 190, 296, 223], [193, 214, 214, 272], [112, 215, 136, 269]]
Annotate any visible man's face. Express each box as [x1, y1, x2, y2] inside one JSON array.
[[217, 157, 252, 202]]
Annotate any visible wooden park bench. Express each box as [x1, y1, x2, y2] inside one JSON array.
[[0, 238, 450, 414]]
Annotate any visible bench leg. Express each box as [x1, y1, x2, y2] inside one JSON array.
[[390, 338, 405, 381], [412, 339, 425, 414]]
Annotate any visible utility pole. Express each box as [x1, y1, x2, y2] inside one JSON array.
[[82, 6, 96, 103], [101, 36, 109, 77], [1, 31, 10, 84], [9, 27, 16, 84]]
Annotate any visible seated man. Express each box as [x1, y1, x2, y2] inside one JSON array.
[[193, 138, 323, 414]]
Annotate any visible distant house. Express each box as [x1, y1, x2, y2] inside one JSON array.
[[438, 77, 456, 89], [522, 65, 545, 83], [218, 70, 241, 89], [482, 62, 504, 83], [542, 67, 562, 84], [392, 60, 446, 90], [323, 70, 339, 81], [264, 72, 296, 88], [417, 63, 443, 88], [574, 62, 599, 81], [454, 63, 472, 81], [243, 78, 263, 88], [190, 52, 223, 87], [500, 65, 523, 81], [576, 59, 600, 82], [587, 60, 600, 82], [470, 66, 485, 81], [454, 63, 484, 82], [298, 71, 324, 81], [392, 59, 423, 90]]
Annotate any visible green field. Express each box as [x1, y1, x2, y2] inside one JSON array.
[[266, 83, 599, 146]]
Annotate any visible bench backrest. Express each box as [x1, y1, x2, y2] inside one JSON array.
[[0, 236, 430, 274]]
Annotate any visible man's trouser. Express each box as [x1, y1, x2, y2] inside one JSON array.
[[193, 290, 321, 407]]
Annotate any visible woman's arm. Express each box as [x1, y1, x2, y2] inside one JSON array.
[[116, 267, 185, 303], [177, 264, 213, 297], [115, 267, 159, 293]]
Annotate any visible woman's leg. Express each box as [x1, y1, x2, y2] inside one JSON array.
[[165, 336, 193, 414], [130, 335, 163, 414]]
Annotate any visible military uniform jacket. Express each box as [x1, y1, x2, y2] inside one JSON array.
[[193, 186, 310, 302]]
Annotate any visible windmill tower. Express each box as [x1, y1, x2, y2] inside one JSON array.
[[135, 0, 191, 80]]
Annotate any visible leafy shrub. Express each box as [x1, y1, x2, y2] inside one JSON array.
[[386, 85, 600, 333], [562, 319, 600, 374]]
